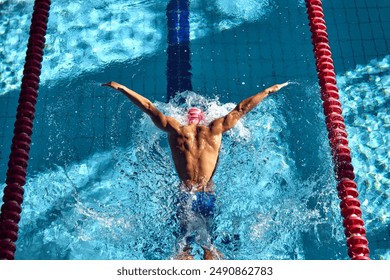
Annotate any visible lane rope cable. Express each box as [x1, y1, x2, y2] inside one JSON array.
[[305, 0, 370, 260], [0, 0, 51, 260]]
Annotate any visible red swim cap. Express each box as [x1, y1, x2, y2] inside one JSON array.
[[187, 107, 204, 124]]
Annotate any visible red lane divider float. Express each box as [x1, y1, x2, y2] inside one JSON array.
[[0, 0, 51, 260], [305, 0, 370, 260]]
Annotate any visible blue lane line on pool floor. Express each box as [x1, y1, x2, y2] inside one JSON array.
[[166, 0, 193, 101]]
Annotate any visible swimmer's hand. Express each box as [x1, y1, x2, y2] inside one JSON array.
[[267, 82, 289, 94], [102, 81, 120, 89]]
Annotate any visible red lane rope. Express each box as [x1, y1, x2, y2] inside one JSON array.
[[305, 0, 370, 260], [0, 0, 51, 260]]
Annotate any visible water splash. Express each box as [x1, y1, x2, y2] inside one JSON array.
[[16, 91, 342, 259], [286, 80, 301, 86]]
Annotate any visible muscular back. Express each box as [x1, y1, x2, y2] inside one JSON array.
[[168, 124, 222, 191], [103, 81, 288, 192]]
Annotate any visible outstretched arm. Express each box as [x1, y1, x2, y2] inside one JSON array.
[[102, 81, 180, 133], [210, 82, 288, 133]]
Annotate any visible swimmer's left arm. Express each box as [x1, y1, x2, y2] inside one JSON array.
[[234, 82, 289, 116], [102, 81, 180, 133], [210, 82, 288, 133]]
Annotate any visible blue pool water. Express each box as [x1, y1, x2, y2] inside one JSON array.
[[0, 0, 389, 259]]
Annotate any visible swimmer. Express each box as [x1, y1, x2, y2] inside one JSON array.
[[102, 81, 288, 259]]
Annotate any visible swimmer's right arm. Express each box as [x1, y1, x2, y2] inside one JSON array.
[[210, 82, 288, 133], [102, 81, 180, 133]]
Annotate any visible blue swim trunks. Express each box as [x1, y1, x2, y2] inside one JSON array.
[[177, 191, 216, 245], [179, 191, 216, 217], [192, 192, 216, 217]]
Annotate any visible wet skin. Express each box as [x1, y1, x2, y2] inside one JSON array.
[[102, 81, 288, 259]]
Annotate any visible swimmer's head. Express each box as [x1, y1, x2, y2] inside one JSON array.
[[187, 107, 204, 125]]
